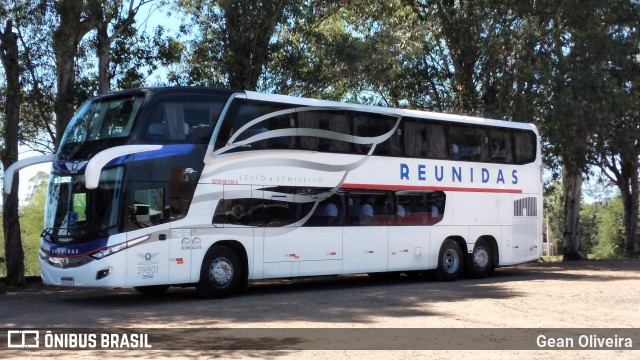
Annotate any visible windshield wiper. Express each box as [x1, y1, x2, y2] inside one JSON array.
[[40, 227, 76, 243], [40, 228, 55, 242]]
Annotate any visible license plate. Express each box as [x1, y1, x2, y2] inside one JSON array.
[[61, 277, 74, 286]]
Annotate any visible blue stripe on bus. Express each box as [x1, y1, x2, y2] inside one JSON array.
[[106, 144, 196, 167], [52, 145, 197, 173]]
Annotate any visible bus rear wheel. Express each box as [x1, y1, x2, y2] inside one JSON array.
[[465, 239, 495, 279], [432, 239, 463, 281], [197, 245, 242, 299]]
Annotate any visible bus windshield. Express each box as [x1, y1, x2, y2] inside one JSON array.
[[60, 95, 144, 146], [43, 167, 124, 243]]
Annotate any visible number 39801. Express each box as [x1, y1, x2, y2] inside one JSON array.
[[137, 265, 159, 274]]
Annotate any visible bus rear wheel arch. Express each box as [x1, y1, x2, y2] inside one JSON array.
[[197, 245, 243, 298]]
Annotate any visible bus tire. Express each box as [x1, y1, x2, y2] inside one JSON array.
[[432, 239, 463, 281], [197, 245, 242, 299], [465, 239, 494, 279]]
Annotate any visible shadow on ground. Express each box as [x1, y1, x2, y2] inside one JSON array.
[[1, 259, 638, 328]]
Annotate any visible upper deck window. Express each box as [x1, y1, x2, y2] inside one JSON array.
[[144, 96, 227, 144], [213, 98, 537, 164], [61, 96, 144, 146], [213, 100, 295, 152]]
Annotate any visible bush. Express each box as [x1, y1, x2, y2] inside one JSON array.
[[592, 197, 626, 259]]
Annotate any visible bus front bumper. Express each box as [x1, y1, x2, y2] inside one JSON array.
[[39, 253, 127, 287]]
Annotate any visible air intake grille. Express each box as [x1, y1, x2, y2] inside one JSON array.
[[514, 197, 537, 217]]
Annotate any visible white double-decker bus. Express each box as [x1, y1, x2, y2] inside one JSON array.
[[5, 87, 542, 298]]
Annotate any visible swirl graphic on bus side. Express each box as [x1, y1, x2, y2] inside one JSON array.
[[205, 107, 401, 227]]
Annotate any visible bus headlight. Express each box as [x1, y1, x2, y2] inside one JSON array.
[[91, 243, 128, 259], [41, 253, 93, 268], [90, 235, 150, 259]]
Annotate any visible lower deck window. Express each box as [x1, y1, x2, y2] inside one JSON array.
[[396, 191, 445, 225], [212, 188, 445, 227]]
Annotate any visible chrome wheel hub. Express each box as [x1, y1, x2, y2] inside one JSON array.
[[473, 247, 489, 268], [209, 257, 233, 287]]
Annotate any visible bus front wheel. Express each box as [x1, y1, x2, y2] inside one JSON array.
[[432, 239, 463, 281], [197, 245, 242, 299]]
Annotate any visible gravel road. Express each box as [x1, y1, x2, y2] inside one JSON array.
[[1, 259, 639, 359]]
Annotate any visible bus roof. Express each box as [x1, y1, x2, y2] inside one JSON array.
[[96, 86, 238, 100], [99, 86, 537, 134], [244, 90, 538, 134]]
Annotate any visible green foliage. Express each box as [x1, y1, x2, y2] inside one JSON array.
[[109, 23, 178, 90], [579, 203, 600, 254], [543, 181, 564, 248], [266, 1, 373, 100], [544, 182, 632, 259], [17, 172, 49, 276], [174, 0, 302, 90], [592, 197, 627, 259], [0, 213, 5, 278], [1, 172, 49, 278]]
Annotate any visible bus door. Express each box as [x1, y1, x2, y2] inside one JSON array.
[[211, 184, 259, 277], [387, 191, 439, 271], [125, 183, 171, 286], [291, 192, 344, 277], [342, 191, 390, 273], [260, 189, 343, 278]]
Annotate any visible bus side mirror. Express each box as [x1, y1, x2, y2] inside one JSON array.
[[3, 154, 55, 194]]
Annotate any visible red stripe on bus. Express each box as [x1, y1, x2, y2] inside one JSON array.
[[341, 183, 523, 194]]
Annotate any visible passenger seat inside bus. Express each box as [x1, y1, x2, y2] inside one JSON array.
[[147, 122, 190, 141], [148, 122, 165, 140]]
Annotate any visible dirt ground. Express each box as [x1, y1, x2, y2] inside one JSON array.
[[1, 259, 639, 359]]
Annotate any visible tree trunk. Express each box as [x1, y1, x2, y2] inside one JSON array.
[[1, 20, 26, 286], [53, 32, 80, 149], [52, 0, 95, 149], [95, 1, 140, 96], [97, 24, 111, 95], [619, 156, 639, 258], [2, 181, 24, 286], [562, 165, 587, 260]]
